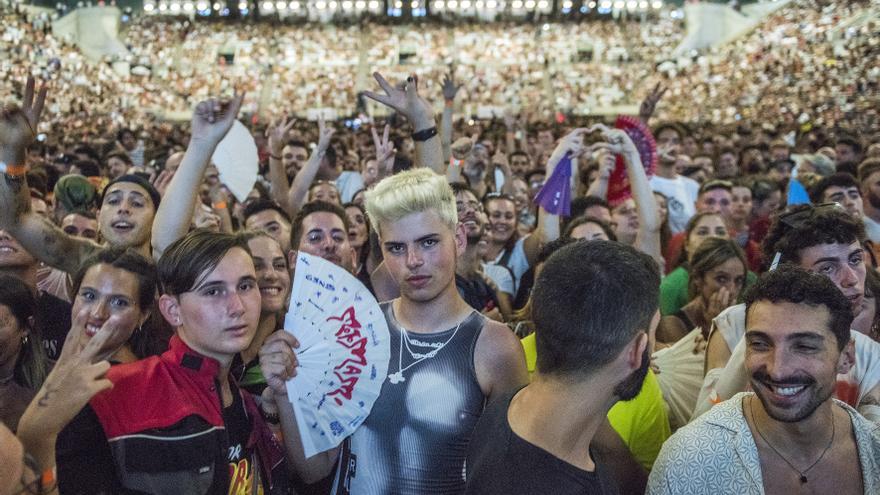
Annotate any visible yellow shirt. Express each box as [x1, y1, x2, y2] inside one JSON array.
[[521, 333, 671, 470]]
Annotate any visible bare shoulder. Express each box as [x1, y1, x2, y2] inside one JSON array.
[[474, 319, 529, 400]]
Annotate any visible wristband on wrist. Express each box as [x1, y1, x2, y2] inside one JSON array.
[[270, 153, 282, 161], [0, 162, 28, 177], [212, 201, 227, 210], [412, 126, 438, 142], [449, 157, 463, 168], [261, 406, 280, 425]]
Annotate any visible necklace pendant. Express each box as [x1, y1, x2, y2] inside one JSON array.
[[800, 475, 808, 484], [388, 372, 405, 384]]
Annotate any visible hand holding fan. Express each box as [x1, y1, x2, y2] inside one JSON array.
[[606, 115, 658, 207], [283, 253, 391, 458], [211, 120, 258, 203]]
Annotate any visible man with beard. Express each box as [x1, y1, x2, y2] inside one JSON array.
[[465, 240, 661, 495], [289, 200, 354, 273], [452, 183, 512, 320], [649, 267, 879, 494], [858, 158, 880, 243]]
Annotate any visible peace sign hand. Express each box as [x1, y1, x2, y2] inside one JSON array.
[[0, 76, 48, 156], [371, 123, 395, 175], [639, 83, 667, 124]]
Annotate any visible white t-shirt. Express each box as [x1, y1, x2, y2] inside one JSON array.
[[864, 215, 880, 243], [482, 262, 514, 296], [335, 171, 365, 204], [650, 175, 699, 234], [489, 236, 530, 294]]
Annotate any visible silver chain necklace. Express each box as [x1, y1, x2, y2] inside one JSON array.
[[388, 319, 464, 384], [749, 396, 835, 484]]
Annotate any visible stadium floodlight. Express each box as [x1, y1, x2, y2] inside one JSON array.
[[461, 0, 470, 8], [562, 0, 572, 8], [355, 0, 365, 7], [447, 0, 457, 7], [434, 0, 443, 7], [196, 1, 208, 9], [169, 2, 181, 11], [410, 1, 418, 7], [599, 0, 610, 7], [475, 0, 483, 8], [262, 1, 273, 9], [316, 0, 326, 7], [613, 0, 624, 8], [651, 0, 661, 8], [486, 0, 496, 7], [238, 1, 247, 8], [144, 2, 155, 11], [626, 0, 636, 9], [183, 1, 194, 10], [158, 3, 167, 10], [290, 1, 300, 8], [276, 1, 286, 8], [524, 0, 534, 8], [329, 0, 337, 7], [511, 0, 522, 8], [588, 0, 596, 7], [368, 0, 379, 7], [638, 0, 647, 8], [537, 0, 547, 8]]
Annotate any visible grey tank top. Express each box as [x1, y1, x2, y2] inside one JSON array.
[[331, 302, 487, 495]]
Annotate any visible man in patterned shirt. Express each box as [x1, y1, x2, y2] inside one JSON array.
[[649, 267, 880, 494]]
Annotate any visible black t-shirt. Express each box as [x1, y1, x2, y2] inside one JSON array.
[[36, 291, 72, 361], [456, 273, 499, 313], [465, 388, 618, 495]]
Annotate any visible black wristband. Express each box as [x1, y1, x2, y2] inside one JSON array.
[[261, 407, 280, 425], [411, 126, 438, 142]]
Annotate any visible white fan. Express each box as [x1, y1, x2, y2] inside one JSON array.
[[211, 120, 258, 203], [653, 328, 706, 431], [284, 253, 391, 458]]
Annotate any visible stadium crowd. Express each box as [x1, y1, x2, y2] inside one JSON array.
[[1, 0, 880, 493]]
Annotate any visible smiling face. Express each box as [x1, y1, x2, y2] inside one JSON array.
[[247, 236, 290, 314], [71, 263, 147, 361], [485, 197, 517, 244], [455, 190, 483, 242], [98, 182, 155, 250], [380, 210, 464, 304], [166, 248, 261, 363], [0, 230, 37, 269], [746, 300, 852, 422]]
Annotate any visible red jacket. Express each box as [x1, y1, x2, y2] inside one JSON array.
[[89, 336, 290, 494]]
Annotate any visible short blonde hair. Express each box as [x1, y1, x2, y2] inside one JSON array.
[[365, 168, 457, 237]]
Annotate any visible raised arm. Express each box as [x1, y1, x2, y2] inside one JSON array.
[[440, 72, 461, 164], [371, 123, 396, 184], [590, 124, 662, 264], [584, 149, 615, 199], [522, 129, 587, 265], [266, 116, 297, 215], [287, 117, 334, 215], [259, 331, 341, 483], [151, 94, 244, 259], [0, 77, 98, 273], [638, 83, 667, 125], [15, 307, 118, 494], [364, 72, 444, 174]]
